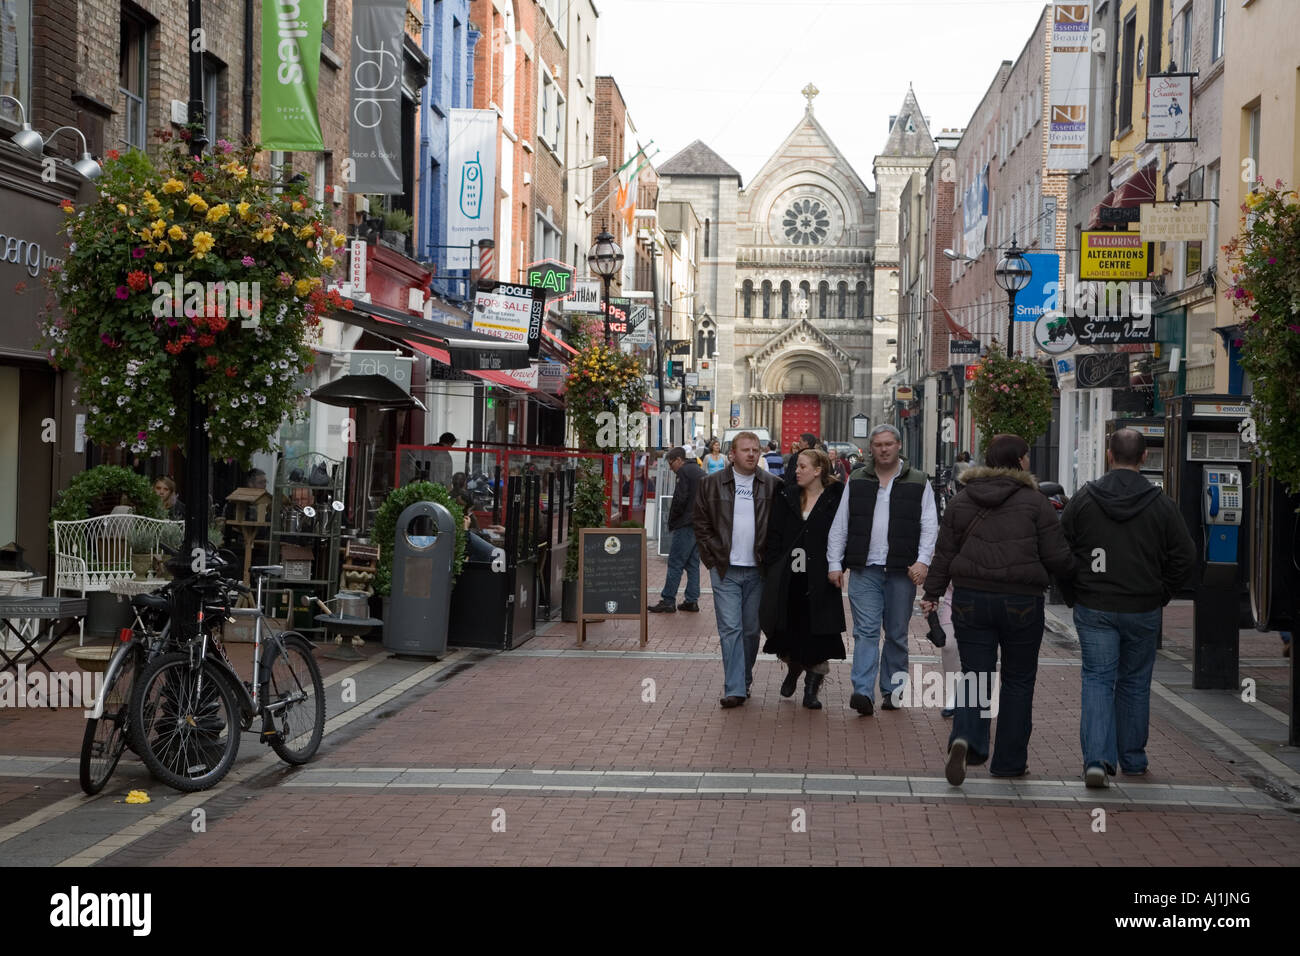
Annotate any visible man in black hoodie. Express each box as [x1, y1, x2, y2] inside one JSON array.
[[649, 448, 707, 612], [1061, 428, 1195, 789]]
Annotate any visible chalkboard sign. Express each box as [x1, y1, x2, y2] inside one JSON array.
[[576, 527, 648, 647]]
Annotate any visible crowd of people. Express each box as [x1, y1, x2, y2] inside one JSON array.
[[651, 424, 1197, 789]]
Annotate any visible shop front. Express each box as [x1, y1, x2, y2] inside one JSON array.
[[0, 142, 90, 574]]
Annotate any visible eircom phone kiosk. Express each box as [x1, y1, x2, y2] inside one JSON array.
[[1203, 467, 1243, 562]]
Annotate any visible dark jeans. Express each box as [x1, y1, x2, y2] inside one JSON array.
[[660, 527, 700, 603], [949, 587, 1044, 776]]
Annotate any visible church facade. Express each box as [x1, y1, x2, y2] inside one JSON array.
[[659, 86, 934, 448]]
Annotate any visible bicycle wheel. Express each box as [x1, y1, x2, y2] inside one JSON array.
[[78, 642, 143, 796], [131, 651, 241, 792], [261, 633, 325, 765]]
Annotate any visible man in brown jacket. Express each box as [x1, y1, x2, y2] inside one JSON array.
[[693, 432, 780, 707]]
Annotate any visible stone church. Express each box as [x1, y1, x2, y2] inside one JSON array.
[[658, 86, 935, 448]]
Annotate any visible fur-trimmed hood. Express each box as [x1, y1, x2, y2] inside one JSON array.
[[959, 466, 1039, 509]]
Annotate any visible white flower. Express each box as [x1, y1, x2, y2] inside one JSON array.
[[116, 395, 126, 406], [100, 376, 110, 385], [230, 399, 239, 408], [90, 406, 99, 415]]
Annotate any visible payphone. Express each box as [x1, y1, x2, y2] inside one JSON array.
[[1202, 467, 1243, 563]]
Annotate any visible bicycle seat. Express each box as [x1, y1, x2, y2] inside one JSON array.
[[249, 565, 284, 577], [131, 592, 169, 610]]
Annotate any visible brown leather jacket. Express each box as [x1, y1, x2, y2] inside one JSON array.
[[692, 465, 780, 579]]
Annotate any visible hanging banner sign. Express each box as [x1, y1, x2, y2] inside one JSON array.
[[1015, 253, 1061, 323], [1146, 73, 1195, 142], [1139, 201, 1210, 242], [350, 0, 406, 194], [1080, 231, 1148, 279], [446, 109, 498, 269], [1047, 3, 1091, 171], [962, 164, 989, 258], [1076, 352, 1130, 389], [563, 278, 603, 313], [261, 0, 326, 150], [472, 282, 543, 359], [604, 296, 631, 335], [526, 258, 574, 301]]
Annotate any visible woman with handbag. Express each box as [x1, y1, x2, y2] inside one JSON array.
[[920, 434, 1074, 786], [759, 447, 846, 709]]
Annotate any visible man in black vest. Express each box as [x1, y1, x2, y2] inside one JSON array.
[[827, 424, 938, 715]]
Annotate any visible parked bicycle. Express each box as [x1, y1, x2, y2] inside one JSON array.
[[127, 563, 326, 792]]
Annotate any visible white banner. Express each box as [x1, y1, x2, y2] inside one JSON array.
[[563, 278, 603, 313], [1146, 74, 1194, 142], [962, 164, 988, 258], [1047, 3, 1091, 171], [447, 109, 497, 269]]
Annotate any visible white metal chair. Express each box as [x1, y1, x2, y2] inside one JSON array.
[[0, 573, 46, 652]]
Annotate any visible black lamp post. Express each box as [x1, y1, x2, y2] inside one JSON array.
[[587, 227, 624, 346], [994, 236, 1032, 352]]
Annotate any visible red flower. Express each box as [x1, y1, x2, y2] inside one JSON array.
[[208, 316, 229, 332], [198, 334, 216, 347], [225, 366, 238, 377], [192, 170, 205, 183], [164, 341, 183, 355], [179, 334, 194, 345], [126, 269, 150, 292], [205, 354, 220, 367], [106, 149, 120, 161]]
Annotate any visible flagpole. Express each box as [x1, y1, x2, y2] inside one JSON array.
[[584, 144, 658, 217]]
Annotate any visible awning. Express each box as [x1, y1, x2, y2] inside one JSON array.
[[1089, 164, 1158, 229], [335, 295, 530, 370]]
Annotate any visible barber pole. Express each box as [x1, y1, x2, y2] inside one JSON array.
[[476, 238, 496, 288]]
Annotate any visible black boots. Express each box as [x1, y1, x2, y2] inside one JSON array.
[[802, 672, 825, 709], [779, 662, 802, 698]]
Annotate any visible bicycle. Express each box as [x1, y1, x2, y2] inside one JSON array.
[[128, 564, 326, 792], [77, 589, 172, 795]]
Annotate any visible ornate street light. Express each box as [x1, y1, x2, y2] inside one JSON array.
[[587, 226, 624, 345], [993, 236, 1032, 351]]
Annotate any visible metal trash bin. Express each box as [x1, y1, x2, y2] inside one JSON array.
[[384, 500, 454, 658]]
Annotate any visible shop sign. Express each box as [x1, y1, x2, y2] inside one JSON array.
[[347, 350, 412, 392], [526, 258, 575, 300], [1081, 232, 1148, 280], [1069, 313, 1154, 346], [950, 339, 980, 354], [501, 364, 540, 390], [1146, 73, 1195, 143], [895, 385, 914, 402], [1139, 201, 1210, 242], [562, 278, 602, 313], [537, 361, 566, 395], [1192, 403, 1250, 418], [603, 296, 630, 334], [472, 282, 543, 358], [1076, 352, 1130, 389]]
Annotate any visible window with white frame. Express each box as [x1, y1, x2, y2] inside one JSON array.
[[1178, 3, 1193, 71], [0, 0, 32, 122], [539, 68, 564, 154], [119, 6, 149, 150], [535, 212, 561, 262], [1212, 0, 1224, 62]]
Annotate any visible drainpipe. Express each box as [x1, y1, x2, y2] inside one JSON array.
[[419, 0, 433, 263], [242, 0, 254, 138]]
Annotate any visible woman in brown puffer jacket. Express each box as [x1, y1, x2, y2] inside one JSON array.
[[921, 434, 1074, 787]]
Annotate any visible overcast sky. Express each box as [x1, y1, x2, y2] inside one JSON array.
[[594, 0, 1051, 189]]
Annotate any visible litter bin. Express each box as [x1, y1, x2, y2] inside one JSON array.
[[384, 500, 454, 658]]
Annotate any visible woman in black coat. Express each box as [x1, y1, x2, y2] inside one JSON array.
[[760, 447, 847, 709]]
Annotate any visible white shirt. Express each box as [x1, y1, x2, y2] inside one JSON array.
[[729, 470, 758, 567], [826, 466, 938, 572]]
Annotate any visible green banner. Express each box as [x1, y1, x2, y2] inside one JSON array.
[[261, 0, 325, 150]]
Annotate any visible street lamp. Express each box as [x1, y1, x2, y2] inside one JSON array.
[[993, 236, 1031, 351], [43, 127, 104, 180], [943, 248, 977, 264], [587, 226, 624, 346]]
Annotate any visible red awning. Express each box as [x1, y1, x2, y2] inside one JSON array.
[[1089, 164, 1158, 229], [543, 326, 579, 356], [641, 401, 659, 415]]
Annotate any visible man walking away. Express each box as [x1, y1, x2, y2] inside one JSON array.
[[764, 441, 785, 478], [785, 433, 817, 487], [1061, 428, 1195, 789], [649, 448, 706, 613], [827, 424, 938, 715], [694, 432, 780, 707]]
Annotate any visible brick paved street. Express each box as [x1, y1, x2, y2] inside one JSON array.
[[1, 547, 1296, 868]]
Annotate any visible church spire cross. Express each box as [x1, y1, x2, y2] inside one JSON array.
[[801, 83, 819, 112]]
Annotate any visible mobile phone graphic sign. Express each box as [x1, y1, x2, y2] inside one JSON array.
[[448, 110, 497, 269]]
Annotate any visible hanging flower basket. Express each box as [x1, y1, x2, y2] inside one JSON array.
[[1223, 179, 1300, 496], [968, 343, 1054, 455], [39, 137, 349, 463]]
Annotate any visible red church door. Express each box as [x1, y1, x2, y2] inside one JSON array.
[[781, 394, 821, 452]]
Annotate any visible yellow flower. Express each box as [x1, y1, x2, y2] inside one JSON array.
[[116, 203, 129, 215], [205, 203, 231, 223], [138, 228, 153, 243], [291, 200, 305, 212], [296, 224, 315, 240], [143, 196, 162, 215], [255, 225, 276, 242], [236, 201, 252, 220], [294, 278, 313, 296], [1245, 191, 1265, 211], [192, 231, 215, 257], [220, 161, 248, 180], [156, 240, 173, 255], [184, 193, 209, 213], [320, 255, 336, 270], [333, 233, 346, 248], [168, 224, 187, 241], [154, 261, 166, 273], [162, 178, 185, 194]]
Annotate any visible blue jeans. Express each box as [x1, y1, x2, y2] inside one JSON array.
[[846, 566, 916, 702], [710, 565, 762, 698], [1073, 603, 1161, 774], [950, 588, 1044, 775], [661, 527, 700, 603]]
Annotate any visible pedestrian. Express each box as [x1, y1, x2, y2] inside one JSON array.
[[932, 467, 973, 719], [693, 431, 780, 708], [827, 447, 850, 483], [704, 437, 727, 475], [826, 424, 937, 715], [760, 446, 846, 709], [952, 451, 973, 485], [763, 441, 785, 478], [649, 447, 705, 614], [921, 434, 1075, 786], [1059, 428, 1195, 788], [430, 432, 456, 487], [784, 432, 816, 487], [153, 476, 184, 520]]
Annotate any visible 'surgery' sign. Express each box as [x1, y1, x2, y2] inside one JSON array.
[[0, 232, 64, 278]]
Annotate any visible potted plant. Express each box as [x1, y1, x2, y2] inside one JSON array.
[[50, 465, 164, 526], [561, 461, 610, 621], [371, 481, 466, 622], [1223, 179, 1300, 496], [968, 343, 1055, 455]]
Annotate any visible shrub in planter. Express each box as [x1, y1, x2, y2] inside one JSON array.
[[371, 482, 466, 598], [563, 460, 609, 583], [49, 466, 164, 526]]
